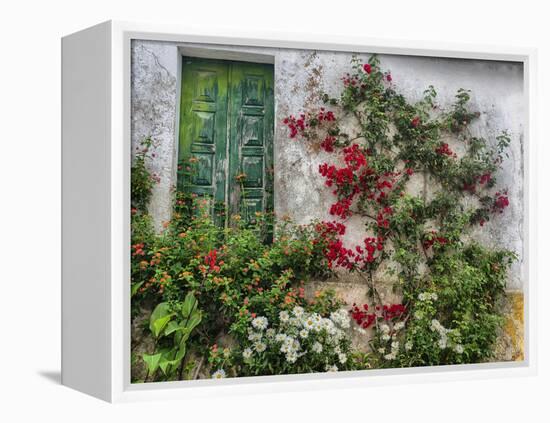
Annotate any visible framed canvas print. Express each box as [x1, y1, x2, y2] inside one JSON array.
[[61, 21, 536, 402]]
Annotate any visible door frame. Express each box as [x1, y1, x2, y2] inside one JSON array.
[[176, 52, 275, 227]]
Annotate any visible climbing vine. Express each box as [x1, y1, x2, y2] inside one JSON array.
[[283, 56, 516, 366]]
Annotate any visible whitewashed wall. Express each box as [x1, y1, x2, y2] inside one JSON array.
[[131, 40, 525, 291]]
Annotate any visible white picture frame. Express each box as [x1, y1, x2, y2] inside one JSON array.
[[61, 20, 537, 403]]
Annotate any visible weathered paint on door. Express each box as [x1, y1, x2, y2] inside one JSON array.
[[178, 57, 274, 226]]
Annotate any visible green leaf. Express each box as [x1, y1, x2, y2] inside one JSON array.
[[152, 314, 174, 338], [131, 281, 144, 297], [181, 292, 198, 318], [142, 352, 162, 374], [164, 320, 182, 336], [176, 327, 191, 345], [185, 310, 202, 332], [159, 355, 182, 376], [158, 358, 171, 375], [175, 344, 187, 361], [149, 302, 175, 338], [150, 302, 170, 325]]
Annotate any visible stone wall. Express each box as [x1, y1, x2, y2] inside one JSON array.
[[131, 40, 525, 354]]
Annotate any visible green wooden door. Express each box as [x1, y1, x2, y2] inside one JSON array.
[[178, 59, 229, 225], [178, 57, 274, 227]]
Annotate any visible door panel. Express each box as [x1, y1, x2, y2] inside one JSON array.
[[178, 57, 274, 228], [228, 62, 274, 224], [178, 59, 229, 223]]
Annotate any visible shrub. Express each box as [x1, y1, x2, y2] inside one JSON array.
[[229, 306, 353, 376], [131, 178, 342, 381]]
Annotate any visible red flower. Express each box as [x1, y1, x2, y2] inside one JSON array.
[[316, 221, 347, 237], [320, 135, 336, 152], [131, 243, 146, 257], [411, 116, 421, 128], [204, 249, 219, 272], [343, 144, 367, 170], [329, 197, 353, 218], [493, 192, 510, 213], [423, 231, 448, 249], [479, 173, 492, 185], [376, 206, 393, 229], [282, 114, 307, 138], [350, 304, 376, 329], [350, 303, 406, 329], [382, 304, 407, 320], [363, 63, 372, 74], [386, 74, 392, 82], [435, 143, 456, 157], [318, 108, 336, 122]]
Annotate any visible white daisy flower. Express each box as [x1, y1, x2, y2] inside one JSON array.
[[299, 329, 309, 339], [394, 321, 405, 331], [275, 333, 287, 343], [338, 353, 348, 364], [265, 328, 276, 339], [211, 369, 226, 379], [302, 316, 316, 331], [312, 342, 323, 353], [286, 351, 298, 363], [384, 352, 397, 361], [430, 319, 444, 333], [382, 334, 391, 341], [323, 319, 338, 335], [328, 334, 340, 346], [420, 292, 438, 301], [305, 314, 321, 332], [312, 313, 323, 323], [330, 309, 351, 329], [325, 364, 338, 372], [391, 341, 400, 351], [281, 336, 300, 354], [248, 331, 262, 342], [380, 324, 390, 334], [254, 341, 267, 353], [454, 344, 464, 354], [405, 341, 413, 351], [292, 306, 304, 318], [251, 316, 268, 331], [279, 310, 290, 323], [242, 347, 253, 359], [288, 317, 300, 327], [290, 338, 301, 352], [377, 347, 386, 354]]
